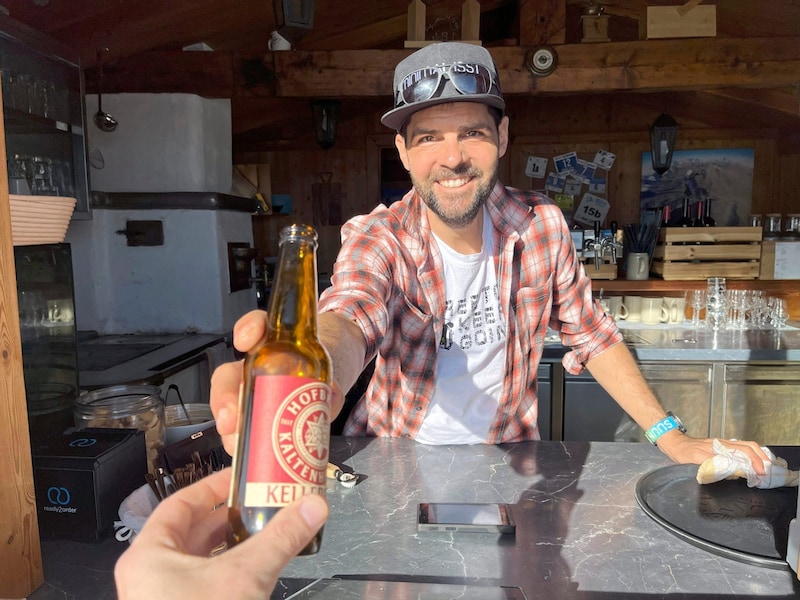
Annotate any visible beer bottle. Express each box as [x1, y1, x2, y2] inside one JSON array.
[[226, 224, 332, 554], [702, 198, 716, 227], [676, 197, 692, 227]]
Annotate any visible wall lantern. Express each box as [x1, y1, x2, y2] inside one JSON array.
[[311, 99, 340, 150], [649, 113, 679, 176]]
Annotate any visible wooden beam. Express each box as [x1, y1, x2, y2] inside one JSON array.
[[0, 80, 42, 600], [273, 37, 800, 97], [90, 50, 237, 96], [93, 36, 800, 100], [615, 90, 792, 132], [519, 0, 565, 45], [705, 87, 800, 118]]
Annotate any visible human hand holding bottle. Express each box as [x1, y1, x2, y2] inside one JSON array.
[[115, 469, 328, 600], [210, 309, 345, 458]]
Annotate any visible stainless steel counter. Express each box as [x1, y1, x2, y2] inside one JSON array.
[[77, 332, 228, 389], [544, 323, 800, 362]]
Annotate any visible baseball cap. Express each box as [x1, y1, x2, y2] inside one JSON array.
[[381, 42, 505, 131]]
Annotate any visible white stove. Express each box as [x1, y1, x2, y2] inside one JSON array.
[[65, 192, 257, 335]]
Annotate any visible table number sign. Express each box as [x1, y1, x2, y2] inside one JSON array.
[[525, 156, 548, 179], [574, 192, 610, 227]]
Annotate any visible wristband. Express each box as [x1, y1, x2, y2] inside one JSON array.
[[644, 412, 687, 446]]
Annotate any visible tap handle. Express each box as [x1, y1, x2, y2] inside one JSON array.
[[609, 220, 618, 264], [591, 220, 600, 269]]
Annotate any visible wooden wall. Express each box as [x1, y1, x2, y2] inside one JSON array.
[[241, 94, 799, 263]]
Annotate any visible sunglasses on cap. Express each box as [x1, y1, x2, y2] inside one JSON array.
[[395, 62, 498, 108]]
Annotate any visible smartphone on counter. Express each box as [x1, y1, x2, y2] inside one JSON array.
[[417, 502, 516, 534]]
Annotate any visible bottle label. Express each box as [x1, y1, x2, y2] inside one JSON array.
[[244, 376, 331, 508]]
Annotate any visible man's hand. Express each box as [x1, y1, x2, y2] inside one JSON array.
[[656, 431, 771, 476], [210, 310, 344, 456]]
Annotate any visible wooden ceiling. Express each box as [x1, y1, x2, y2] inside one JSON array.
[[1, 0, 798, 152]]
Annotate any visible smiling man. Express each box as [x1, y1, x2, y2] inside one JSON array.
[[212, 42, 769, 470]]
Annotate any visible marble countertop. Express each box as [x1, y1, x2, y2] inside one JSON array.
[[29, 438, 800, 600], [272, 438, 800, 599]]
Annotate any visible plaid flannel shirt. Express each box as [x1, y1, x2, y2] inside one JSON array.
[[318, 182, 622, 443]]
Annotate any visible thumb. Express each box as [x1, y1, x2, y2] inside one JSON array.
[[224, 494, 329, 581]]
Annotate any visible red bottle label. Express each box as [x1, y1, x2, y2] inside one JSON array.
[[243, 376, 330, 508]]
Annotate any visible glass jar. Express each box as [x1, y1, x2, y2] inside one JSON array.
[[74, 385, 165, 474], [764, 213, 782, 240], [748, 214, 762, 228]]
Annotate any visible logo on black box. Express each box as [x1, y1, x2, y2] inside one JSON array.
[[44, 486, 77, 513]]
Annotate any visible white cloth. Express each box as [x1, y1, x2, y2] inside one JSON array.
[[696, 439, 799, 489], [116, 482, 159, 543]]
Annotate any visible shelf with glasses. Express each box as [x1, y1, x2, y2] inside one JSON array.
[[594, 279, 799, 293], [592, 279, 800, 321], [0, 18, 89, 217], [3, 105, 72, 135]]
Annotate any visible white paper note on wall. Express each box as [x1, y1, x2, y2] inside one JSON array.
[[774, 242, 800, 279]]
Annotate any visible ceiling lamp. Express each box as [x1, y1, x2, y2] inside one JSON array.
[[311, 99, 340, 150], [649, 113, 679, 176]]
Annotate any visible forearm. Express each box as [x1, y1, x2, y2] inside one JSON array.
[[584, 343, 667, 433], [319, 311, 367, 417]]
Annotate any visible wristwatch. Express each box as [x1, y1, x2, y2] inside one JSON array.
[[644, 412, 687, 446]]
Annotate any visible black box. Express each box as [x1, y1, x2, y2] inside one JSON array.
[[32, 428, 147, 542]]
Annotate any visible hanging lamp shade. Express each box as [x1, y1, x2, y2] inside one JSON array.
[[311, 99, 340, 150], [649, 113, 679, 176]]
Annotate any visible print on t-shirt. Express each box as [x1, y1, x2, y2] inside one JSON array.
[[444, 283, 506, 351]]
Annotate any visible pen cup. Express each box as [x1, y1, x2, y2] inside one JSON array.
[[625, 252, 649, 281]]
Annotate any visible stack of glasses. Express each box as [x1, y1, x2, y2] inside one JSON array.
[[684, 278, 790, 330]]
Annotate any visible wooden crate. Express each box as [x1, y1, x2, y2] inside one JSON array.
[[651, 227, 762, 280], [582, 257, 618, 280]]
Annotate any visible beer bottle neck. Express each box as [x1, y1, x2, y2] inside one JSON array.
[[267, 237, 319, 341]]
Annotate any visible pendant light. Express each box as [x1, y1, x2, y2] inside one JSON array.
[[649, 113, 678, 176]]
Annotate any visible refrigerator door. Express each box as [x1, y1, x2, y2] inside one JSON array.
[[14, 243, 78, 421]]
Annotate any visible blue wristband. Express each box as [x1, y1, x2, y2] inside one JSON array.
[[644, 412, 687, 445]]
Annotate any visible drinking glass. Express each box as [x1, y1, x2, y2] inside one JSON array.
[[686, 289, 706, 328], [706, 277, 727, 331], [745, 289, 763, 328], [769, 297, 789, 330], [726, 289, 748, 330], [749, 293, 767, 329]]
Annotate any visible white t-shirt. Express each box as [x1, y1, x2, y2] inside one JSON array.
[[415, 208, 507, 445]]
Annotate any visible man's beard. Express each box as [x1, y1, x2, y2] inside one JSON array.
[[413, 164, 498, 229]]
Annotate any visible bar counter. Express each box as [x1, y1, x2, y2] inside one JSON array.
[[274, 437, 800, 598], [31, 437, 800, 599]]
